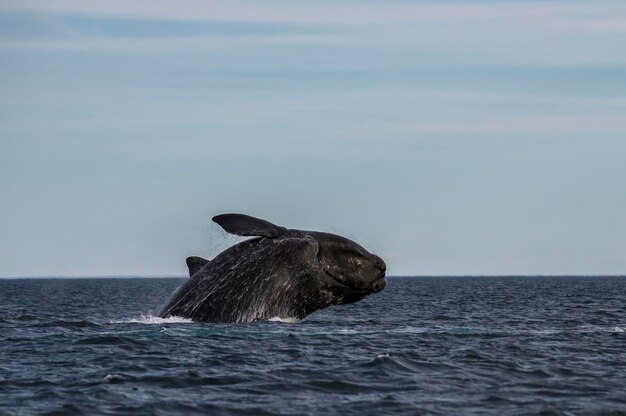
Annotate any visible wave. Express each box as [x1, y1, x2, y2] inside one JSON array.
[[30, 319, 101, 329], [109, 314, 193, 324], [111, 314, 302, 325], [268, 316, 301, 323], [388, 325, 626, 336]]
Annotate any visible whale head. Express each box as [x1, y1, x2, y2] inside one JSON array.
[[212, 213, 386, 306], [306, 231, 386, 304]]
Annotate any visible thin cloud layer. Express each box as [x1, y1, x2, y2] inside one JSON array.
[[1, 1, 625, 276], [2, 0, 626, 29], [1, 2, 625, 66]]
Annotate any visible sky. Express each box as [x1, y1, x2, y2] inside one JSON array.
[[1, 0, 625, 277]]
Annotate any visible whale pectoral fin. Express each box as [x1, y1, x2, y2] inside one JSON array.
[[186, 256, 209, 277], [212, 213, 287, 238]]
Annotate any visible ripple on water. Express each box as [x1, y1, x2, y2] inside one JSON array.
[[109, 314, 193, 324], [1, 276, 626, 415]]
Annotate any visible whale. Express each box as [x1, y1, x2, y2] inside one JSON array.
[[158, 213, 386, 323]]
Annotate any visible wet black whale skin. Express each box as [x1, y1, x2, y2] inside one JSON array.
[[159, 214, 386, 323]]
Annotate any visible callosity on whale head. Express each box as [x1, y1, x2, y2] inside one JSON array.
[[158, 213, 386, 323], [307, 231, 386, 304]]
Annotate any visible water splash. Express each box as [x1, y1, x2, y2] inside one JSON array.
[[103, 373, 124, 383], [110, 314, 193, 324], [268, 316, 301, 323]]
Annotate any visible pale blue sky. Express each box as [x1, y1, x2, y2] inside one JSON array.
[[1, 1, 625, 277]]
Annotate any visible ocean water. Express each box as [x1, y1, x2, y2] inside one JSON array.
[[1, 276, 625, 415]]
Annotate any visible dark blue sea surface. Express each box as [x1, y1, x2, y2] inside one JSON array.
[[1, 276, 625, 415]]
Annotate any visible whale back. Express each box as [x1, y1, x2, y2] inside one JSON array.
[[159, 235, 331, 322]]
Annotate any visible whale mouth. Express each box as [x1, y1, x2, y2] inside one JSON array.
[[324, 269, 352, 289], [325, 269, 386, 293], [370, 274, 386, 293]]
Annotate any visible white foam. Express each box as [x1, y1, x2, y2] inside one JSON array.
[[614, 326, 625, 333], [110, 314, 193, 324], [336, 329, 359, 334], [390, 326, 430, 334], [104, 373, 123, 382], [268, 316, 301, 323]]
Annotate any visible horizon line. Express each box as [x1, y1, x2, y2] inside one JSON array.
[[1, 274, 625, 279]]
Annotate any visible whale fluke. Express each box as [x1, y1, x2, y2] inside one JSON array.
[[212, 213, 287, 238], [186, 256, 209, 277]]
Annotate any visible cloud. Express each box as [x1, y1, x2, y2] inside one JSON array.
[[343, 112, 626, 137], [0, 34, 345, 52], [0, 0, 625, 32], [1, 2, 625, 67]]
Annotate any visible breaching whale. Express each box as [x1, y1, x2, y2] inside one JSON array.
[[158, 214, 386, 323]]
